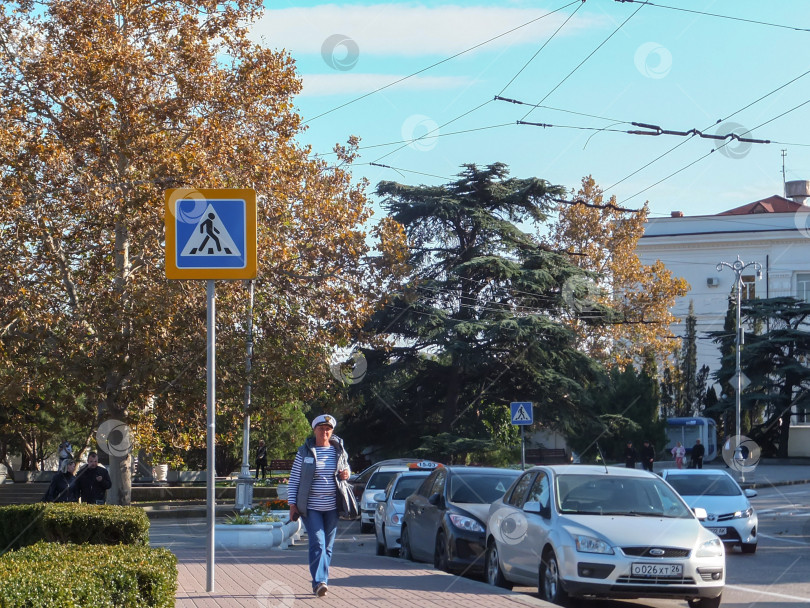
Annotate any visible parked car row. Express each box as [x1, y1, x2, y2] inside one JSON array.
[[353, 461, 754, 608]]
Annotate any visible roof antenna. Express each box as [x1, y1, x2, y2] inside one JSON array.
[[596, 443, 609, 474]]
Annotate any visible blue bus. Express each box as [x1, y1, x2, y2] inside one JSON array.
[[665, 417, 718, 463]]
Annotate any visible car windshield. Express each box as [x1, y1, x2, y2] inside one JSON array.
[[556, 474, 693, 518], [665, 474, 742, 497], [450, 472, 519, 504], [392, 476, 425, 500], [367, 471, 402, 490]]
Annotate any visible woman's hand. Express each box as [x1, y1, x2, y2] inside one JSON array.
[[338, 468, 350, 481], [289, 503, 300, 521]]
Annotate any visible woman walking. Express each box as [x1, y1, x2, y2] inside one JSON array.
[[671, 441, 686, 469], [288, 414, 351, 598]]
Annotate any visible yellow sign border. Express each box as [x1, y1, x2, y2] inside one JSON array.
[[165, 188, 257, 279]]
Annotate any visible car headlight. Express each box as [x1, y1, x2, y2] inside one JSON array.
[[733, 507, 753, 519], [448, 513, 485, 533], [696, 537, 724, 557], [574, 534, 614, 554]]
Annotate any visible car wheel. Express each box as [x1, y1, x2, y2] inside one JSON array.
[[689, 594, 722, 608], [741, 542, 757, 554], [400, 525, 414, 561], [382, 526, 399, 557], [540, 549, 570, 606], [375, 529, 386, 556], [360, 521, 373, 534], [434, 531, 450, 572], [485, 541, 512, 590]]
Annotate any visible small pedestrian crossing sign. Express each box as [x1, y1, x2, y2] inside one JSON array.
[[510, 402, 533, 425], [165, 188, 257, 279]]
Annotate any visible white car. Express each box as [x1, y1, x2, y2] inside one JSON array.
[[359, 461, 439, 533], [485, 465, 725, 608], [660, 468, 758, 554], [373, 470, 432, 556]]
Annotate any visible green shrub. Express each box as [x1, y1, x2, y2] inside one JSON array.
[[0, 503, 150, 551], [0, 542, 177, 607]]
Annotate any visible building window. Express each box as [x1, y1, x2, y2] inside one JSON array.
[[741, 275, 757, 300], [797, 273, 810, 302]]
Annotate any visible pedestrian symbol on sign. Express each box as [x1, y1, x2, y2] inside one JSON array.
[[180, 205, 240, 257]]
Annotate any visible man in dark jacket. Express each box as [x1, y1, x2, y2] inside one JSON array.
[[691, 439, 706, 469], [624, 440, 637, 468], [255, 439, 268, 480], [76, 452, 112, 504], [640, 439, 655, 472], [43, 459, 78, 502]]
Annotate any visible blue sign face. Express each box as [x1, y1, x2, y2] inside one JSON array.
[[510, 402, 533, 425], [174, 199, 247, 270]]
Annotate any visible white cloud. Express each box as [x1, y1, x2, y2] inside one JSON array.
[[300, 73, 472, 96], [251, 3, 602, 57]]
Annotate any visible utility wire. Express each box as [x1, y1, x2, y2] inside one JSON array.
[[498, 0, 586, 96], [522, 1, 646, 121], [614, 0, 810, 33], [304, 0, 581, 124], [605, 66, 810, 193]]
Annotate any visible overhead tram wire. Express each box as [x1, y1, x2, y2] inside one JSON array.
[[303, 0, 581, 125], [497, 0, 586, 97], [618, 98, 810, 204], [614, 0, 810, 33], [605, 66, 810, 193], [370, 1, 587, 168], [521, 1, 646, 122]]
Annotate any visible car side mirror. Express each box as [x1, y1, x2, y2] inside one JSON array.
[[744, 489, 757, 498], [693, 507, 708, 520], [428, 492, 443, 507], [523, 500, 551, 519], [373, 492, 386, 503]]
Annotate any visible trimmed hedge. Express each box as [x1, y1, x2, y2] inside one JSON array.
[[0, 503, 150, 551], [0, 541, 177, 607]]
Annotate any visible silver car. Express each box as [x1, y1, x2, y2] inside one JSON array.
[[660, 468, 758, 554], [485, 465, 725, 608], [373, 471, 431, 556]]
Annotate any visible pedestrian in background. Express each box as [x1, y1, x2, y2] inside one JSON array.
[[42, 459, 78, 503], [640, 439, 655, 472], [288, 414, 352, 598], [671, 441, 686, 469], [624, 440, 637, 469], [76, 451, 112, 504], [690, 438, 705, 469], [255, 439, 267, 481], [58, 440, 74, 467]]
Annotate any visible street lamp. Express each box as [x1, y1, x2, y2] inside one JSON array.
[[235, 279, 256, 509], [716, 256, 761, 482]]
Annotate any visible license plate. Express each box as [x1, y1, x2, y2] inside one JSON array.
[[708, 527, 727, 536], [631, 563, 683, 577]]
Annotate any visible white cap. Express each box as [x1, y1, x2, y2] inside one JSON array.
[[311, 414, 337, 430]]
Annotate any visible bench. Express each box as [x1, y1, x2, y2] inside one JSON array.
[[269, 459, 295, 472], [525, 448, 570, 465]]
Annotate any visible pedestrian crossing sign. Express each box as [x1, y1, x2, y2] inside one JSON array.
[[165, 188, 257, 279], [510, 402, 533, 425]]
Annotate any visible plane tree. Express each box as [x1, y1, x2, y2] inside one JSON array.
[[0, 0, 406, 501]]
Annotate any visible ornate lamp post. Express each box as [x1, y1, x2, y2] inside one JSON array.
[[716, 256, 761, 482], [235, 279, 256, 509]]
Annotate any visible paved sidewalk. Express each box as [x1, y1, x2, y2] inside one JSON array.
[[151, 519, 550, 608]]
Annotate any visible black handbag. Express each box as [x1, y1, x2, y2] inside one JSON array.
[[336, 479, 360, 519]]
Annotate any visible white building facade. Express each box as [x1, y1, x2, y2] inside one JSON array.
[[637, 185, 810, 457]]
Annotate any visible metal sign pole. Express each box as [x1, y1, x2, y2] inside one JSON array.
[[521, 425, 525, 471], [206, 279, 216, 592]]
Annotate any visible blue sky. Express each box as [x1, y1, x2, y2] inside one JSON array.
[[253, 1, 810, 222]]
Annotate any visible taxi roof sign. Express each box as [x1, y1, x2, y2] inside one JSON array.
[[165, 188, 257, 279]]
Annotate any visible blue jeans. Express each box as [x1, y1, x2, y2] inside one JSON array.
[[301, 508, 339, 591]]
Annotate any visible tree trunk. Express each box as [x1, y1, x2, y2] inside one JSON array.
[[776, 408, 792, 458]]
